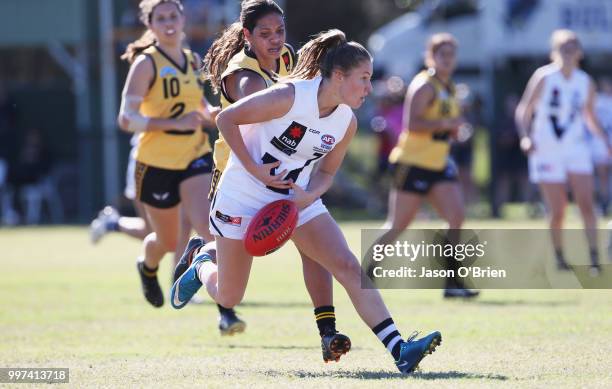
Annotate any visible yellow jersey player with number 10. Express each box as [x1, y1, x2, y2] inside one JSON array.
[[118, 0, 218, 308], [135, 45, 211, 171]]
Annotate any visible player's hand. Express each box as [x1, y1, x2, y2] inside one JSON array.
[[442, 117, 466, 139], [201, 105, 221, 127], [520, 136, 535, 154], [289, 182, 315, 210], [176, 111, 204, 130], [250, 160, 291, 190]]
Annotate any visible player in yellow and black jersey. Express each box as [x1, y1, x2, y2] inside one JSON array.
[[117, 0, 218, 308], [375, 33, 478, 299], [171, 0, 352, 361]]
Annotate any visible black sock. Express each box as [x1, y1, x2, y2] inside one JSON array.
[[372, 318, 404, 360], [141, 262, 158, 277], [217, 304, 233, 315], [106, 219, 119, 232], [554, 248, 566, 264], [314, 305, 336, 336], [590, 248, 599, 267]]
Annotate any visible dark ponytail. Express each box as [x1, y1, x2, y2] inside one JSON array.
[[204, 0, 284, 93], [291, 29, 372, 80]]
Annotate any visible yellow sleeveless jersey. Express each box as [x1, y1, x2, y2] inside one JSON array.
[[135, 46, 211, 170], [389, 69, 460, 171], [213, 44, 296, 172]]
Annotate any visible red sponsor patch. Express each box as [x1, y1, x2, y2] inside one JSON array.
[[215, 211, 242, 226]]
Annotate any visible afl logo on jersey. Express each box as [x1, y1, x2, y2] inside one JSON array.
[[160, 66, 178, 78], [320, 134, 335, 151], [321, 135, 335, 145]]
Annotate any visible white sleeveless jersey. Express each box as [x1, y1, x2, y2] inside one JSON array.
[[532, 64, 590, 145], [217, 77, 354, 202]]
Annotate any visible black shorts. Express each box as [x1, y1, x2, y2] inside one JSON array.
[[391, 161, 457, 195], [207, 166, 222, 201], [135, 153, 213, 209]]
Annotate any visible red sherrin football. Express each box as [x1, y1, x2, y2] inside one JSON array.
[[244, 200, 299, 257]]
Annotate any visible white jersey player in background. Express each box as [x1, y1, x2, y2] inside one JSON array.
[[516, 29, 609, 275], [589, 77, 612, 215]]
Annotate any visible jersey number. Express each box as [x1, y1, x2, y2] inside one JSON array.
[[164, 102, 194, 135], [163, 77, 180, 99], [261, 152, 324, 195]]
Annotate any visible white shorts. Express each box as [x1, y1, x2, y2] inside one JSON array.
[[528, 141, 593, 183], [209, 191, 328, 240], [124, 146, 137, 200], [589, 136, 610, 165]]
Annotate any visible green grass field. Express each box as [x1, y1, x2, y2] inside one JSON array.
[[1, 219, 612, 388]]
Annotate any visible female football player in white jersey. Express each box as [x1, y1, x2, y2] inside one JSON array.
[[171, 29, 442, 374], [173, 0, 351, 354], [516, 29, 609, 274], [590, 77, 612, 215]]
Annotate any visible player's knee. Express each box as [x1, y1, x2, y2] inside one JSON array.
[[156, 234, 178, 253], [330, 254, 361, 285], [192, 220, 210, 238], [549, 213, 564, 228]]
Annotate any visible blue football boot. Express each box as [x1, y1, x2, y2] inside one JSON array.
[[170, 249, 213, 309], [395, 331, 442, 374], [173, 236, 206, 284]]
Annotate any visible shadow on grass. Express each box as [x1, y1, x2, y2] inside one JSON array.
[[192, 300, 313, 309], [264, 369, 508, 380], [474, 300, 578, 307], [226, 344, 319, 351], [223, 344, 371, 351]]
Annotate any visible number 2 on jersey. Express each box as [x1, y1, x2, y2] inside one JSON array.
[[261, 152, 324, 195]]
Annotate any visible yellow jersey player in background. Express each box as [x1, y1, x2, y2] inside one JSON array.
[[172, 0, 352, 361], [374, 33, 478, 298], [117, 0, 218, 308]]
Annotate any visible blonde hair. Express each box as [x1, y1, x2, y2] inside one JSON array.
[[424, 33, 457, 68], [121, 0, 184, 63], [550, 29, 581, 63]]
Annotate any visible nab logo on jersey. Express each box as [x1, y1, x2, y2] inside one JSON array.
[[271, 121, 307, 155]]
